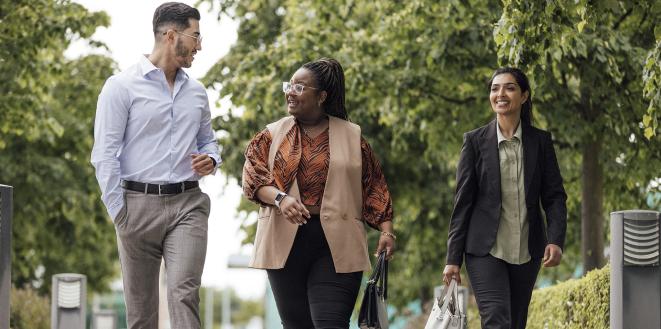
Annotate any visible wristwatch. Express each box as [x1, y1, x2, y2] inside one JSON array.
[[274, 191, 288, 209]]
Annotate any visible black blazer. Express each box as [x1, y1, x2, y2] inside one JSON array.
[[446, 120, 567, 266]]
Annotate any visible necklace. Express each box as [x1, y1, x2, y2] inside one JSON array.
[[301, 125, 320, 137], [299, 117, 328, 137]]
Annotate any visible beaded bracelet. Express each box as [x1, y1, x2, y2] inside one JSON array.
[[381, 231, 397, 240]]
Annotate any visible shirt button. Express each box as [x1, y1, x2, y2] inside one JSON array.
[[323, 215, 329, 220], [342, 214, 348, 220]]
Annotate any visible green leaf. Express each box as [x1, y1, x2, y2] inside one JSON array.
[[644, 127, 655, 139], [643, 114, 652, 126]]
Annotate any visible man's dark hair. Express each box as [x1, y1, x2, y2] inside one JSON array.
[[152, 2, 200, 36]]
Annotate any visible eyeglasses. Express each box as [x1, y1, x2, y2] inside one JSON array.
[[162, 30, 202, 44], [282, 82, 318, 95]]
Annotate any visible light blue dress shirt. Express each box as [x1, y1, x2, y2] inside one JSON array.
[[91, 55, 220, 219]]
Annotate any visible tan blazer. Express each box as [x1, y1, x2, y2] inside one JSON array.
[[249, 115, 371, 273]]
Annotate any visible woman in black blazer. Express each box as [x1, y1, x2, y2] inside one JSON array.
[[443, 67, 567, 329]]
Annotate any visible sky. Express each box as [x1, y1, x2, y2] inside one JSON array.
[[66, 0, 267, 299]]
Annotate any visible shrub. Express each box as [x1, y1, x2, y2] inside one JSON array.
[[10, 286, 50, 329], [527, 265, 609, 329]]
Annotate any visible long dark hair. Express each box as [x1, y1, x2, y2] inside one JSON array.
[[488, 67, 533, 126], [302, 58, 348, 120]]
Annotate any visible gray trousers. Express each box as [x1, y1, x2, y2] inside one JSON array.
[[114, 187, 210, 329]]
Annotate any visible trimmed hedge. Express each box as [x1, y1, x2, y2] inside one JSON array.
[[527, 265, 609, 329], [10, 286, 50, 329]]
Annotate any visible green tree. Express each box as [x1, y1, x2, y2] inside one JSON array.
[[0, 0, 119, 294], [203, 0, 660, 311], [643, 39, 661, 139], [203, 0, 503, 308], [495, 0, 661, 273]]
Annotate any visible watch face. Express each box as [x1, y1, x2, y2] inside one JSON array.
[[275, 192, 287, 206]]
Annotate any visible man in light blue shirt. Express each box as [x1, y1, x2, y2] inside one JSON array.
[[90, 3, 219, 328]]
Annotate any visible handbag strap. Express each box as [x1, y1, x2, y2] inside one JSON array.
[[439, 278, 457, 314], [368, 251, 388, 300], [453, 279, 462, 315], [380, 251, 388, 300], [368, 251, 384, 283]]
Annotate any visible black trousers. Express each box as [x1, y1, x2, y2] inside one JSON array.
[[465, 253, 542, 329], [267, 215, 363, 329]]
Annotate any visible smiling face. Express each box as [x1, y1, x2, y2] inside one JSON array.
[[173, 19, 201, 68], [489, 73, 529, 118], [285, 68, 326, 120]]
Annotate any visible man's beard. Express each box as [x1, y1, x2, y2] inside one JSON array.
[[175, 40, 192, 66]]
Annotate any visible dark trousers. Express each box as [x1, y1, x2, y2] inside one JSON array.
[[266, 215, 363, 329], [465, 253, 541, 329]]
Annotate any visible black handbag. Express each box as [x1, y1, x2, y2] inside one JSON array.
[[358, 251, 389, 329]]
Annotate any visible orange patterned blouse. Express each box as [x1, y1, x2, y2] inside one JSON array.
[[243, 124, 393, 228]]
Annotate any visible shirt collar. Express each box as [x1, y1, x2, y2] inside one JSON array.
[[497, 120, 523, 144], [139, 55, 159, 76], [138, 54, 189, 81]]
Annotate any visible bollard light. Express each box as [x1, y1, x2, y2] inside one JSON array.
[[610, 210, 661, 329], [51, 273, 86, 329], [92, 310, 117, 329]]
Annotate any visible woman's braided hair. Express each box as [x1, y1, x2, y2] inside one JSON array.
[[302, 58, 348, 120]]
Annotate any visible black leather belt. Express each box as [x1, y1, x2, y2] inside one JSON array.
[[121, 180, 198, 195]]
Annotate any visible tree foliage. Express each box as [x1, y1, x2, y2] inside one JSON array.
[[203, 0, 502, 308], [643, 39, 661, 139], [0, 0, 119, 294], [495, 0, 661, 272], [202, 0, 660, 309]]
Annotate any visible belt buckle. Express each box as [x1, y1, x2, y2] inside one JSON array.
[[158, 184, 163, 196], [143, 183, 148, 194], [181, 182, 186, 193]]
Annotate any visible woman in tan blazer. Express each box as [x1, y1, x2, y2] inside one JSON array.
[[242, 57, 395, 329]]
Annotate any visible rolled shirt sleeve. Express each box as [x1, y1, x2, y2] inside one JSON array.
[[242, 129, 276, 205], [197, 90, 221, 169], [91, 77, 129, 219], [360, 137, 393, 229]]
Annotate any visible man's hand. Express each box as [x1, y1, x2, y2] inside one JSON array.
[[191, 153, 215, 176], [543, 244, 563, 267]]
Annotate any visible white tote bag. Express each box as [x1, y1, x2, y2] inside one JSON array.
[[424, 279, 466, 329]]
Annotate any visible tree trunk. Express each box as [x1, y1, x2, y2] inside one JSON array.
[[581, 133, 605, 274]]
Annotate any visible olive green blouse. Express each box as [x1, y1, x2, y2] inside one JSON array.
[[490, 121, 530, 265]]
